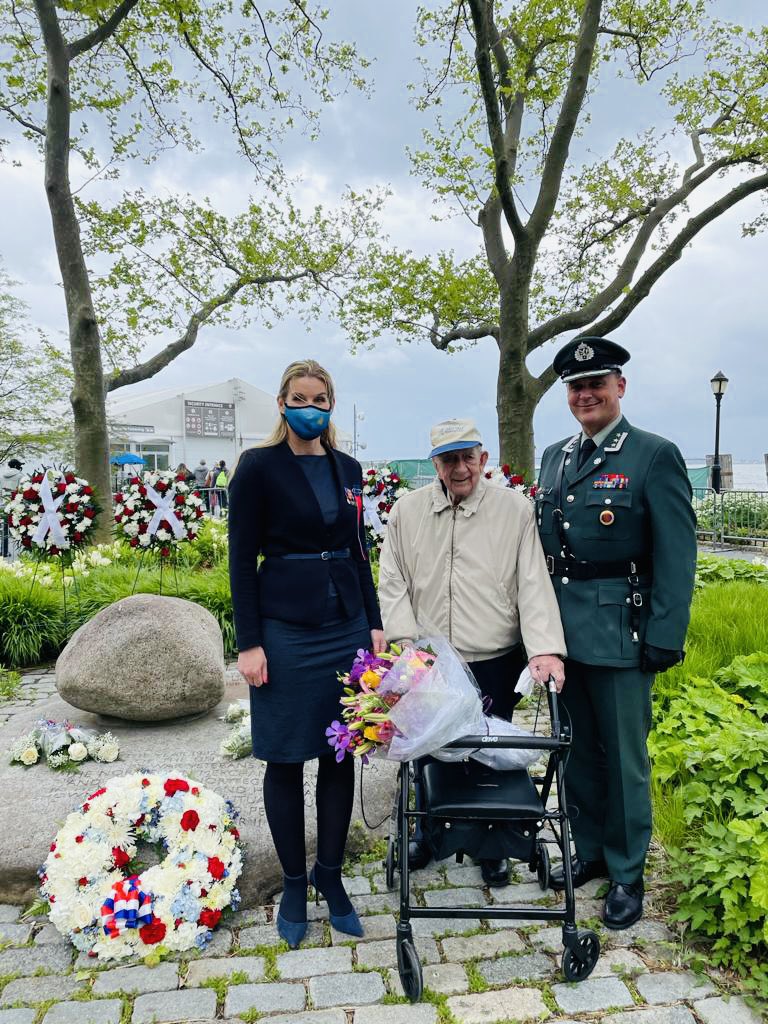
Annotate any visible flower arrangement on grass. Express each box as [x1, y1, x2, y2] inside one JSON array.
[[326, 644, 436, 762], [3, 470, 100, 557], [361, 466, 409, 551], [114, 471, 205, 557], [485, 464, 538, 498], [40, 772, 242, 960], [9, 719, 120, 770]]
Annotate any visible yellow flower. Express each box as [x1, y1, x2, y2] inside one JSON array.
[[364, 726, 380, 742], [361, 670, 381, 689]]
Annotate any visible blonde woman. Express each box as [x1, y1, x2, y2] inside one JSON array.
[[228, 359, 384, 948]]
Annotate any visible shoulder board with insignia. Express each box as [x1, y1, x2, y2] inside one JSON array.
[[604, 431, 628, 453]]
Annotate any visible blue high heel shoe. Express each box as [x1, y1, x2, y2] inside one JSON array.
[[275, 872, 308, 949], [309, 862, 364, 938]]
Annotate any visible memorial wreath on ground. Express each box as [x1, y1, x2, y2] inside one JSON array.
[[39, 772, 242, 960]]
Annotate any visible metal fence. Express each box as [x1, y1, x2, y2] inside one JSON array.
[[694, 488, 768, 548]]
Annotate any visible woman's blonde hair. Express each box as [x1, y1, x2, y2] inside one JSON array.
[[258, 359, 338, 449]]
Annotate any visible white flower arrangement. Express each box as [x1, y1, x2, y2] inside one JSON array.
[[219, 701, 252, 760], [361, 465, 409, 551], [3, 470, 100, 557], [39, 772, 242, 960], [9, 720, 120, 770], [114, 471, 204, 558]]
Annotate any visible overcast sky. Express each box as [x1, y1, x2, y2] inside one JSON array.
[[2, 0, 767, 463]]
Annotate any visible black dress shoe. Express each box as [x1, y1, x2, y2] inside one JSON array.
[[407, 840, 432, 871], [603, 881, 644, 930], [549, 856, 608, 891], [480, 858, 509, 887]]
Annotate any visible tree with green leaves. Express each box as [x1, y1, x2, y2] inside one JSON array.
[[0, 1, 380, 531], [0, 263, 71, 466], [343, 0, 768, 471]]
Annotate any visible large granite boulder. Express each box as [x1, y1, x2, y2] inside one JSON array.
[[56, 594, 226, 721], [0, 690, 398, 907]]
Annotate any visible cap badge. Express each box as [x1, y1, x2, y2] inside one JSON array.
[[574, 342, 594, 362]]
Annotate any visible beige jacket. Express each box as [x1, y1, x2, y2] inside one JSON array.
[[379, 476, 566, 662]]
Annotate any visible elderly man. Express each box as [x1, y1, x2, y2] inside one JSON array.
[[536, 337, 696, 928], [379, 418, 566, 886]]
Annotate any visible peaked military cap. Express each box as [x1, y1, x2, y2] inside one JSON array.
[[553, 336, 631, 383]]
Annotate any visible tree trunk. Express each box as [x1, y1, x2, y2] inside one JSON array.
[[496, 266, 541, 475], [36, 0, 112, 544]]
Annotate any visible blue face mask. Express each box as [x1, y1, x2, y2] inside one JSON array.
[[283, 404, 332, 440]]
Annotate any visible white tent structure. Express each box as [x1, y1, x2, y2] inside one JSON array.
[[107, 377, 352, 473]]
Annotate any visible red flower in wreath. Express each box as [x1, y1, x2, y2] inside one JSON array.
[[198, 908, 221, 929], [164, 777, 190, 797], [207, 856, 226, 880], [139, 920, 167, 945], [180, 810, 200, 832]]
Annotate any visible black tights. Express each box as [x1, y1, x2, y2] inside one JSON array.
[[263, 752, 355, 877]]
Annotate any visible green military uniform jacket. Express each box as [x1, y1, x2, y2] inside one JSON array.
[[536, 416, 697, 667]]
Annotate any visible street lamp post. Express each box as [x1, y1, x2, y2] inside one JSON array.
[[352, 404, 365, 459], [710, 371, 729, 494]]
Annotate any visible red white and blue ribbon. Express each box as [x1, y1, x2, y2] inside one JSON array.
[[101, 876, 153, 937]]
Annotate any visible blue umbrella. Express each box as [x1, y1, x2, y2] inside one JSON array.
[[110, 452, 146, 466]]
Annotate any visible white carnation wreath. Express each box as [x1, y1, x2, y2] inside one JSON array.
[[39, 772, 243, 960]]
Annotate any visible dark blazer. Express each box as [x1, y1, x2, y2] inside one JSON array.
[[536, 416, 697, 667], [228, 441, 382, 651]]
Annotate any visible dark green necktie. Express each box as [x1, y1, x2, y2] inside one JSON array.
[[578, 438, 597, 469]]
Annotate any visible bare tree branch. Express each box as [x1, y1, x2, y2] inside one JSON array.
[[467, 0, 526, 245], [106, 269, 317, 391], [527, 0, 602, 243], [0, 102, 45, 136], [682, 107, 737, 183], [68, 0, 140, 59], [527, 155, 737, 349], [586, 170, 768, 337], [429, 319, 500, 350]]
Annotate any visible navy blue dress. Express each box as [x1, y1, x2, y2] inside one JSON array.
[[248, 454, 371, 763]]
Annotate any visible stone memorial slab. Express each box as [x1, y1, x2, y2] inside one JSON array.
[[0, 694, 397, 906]]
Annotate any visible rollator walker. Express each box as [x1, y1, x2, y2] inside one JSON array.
[[384, 683, 600, 1001]]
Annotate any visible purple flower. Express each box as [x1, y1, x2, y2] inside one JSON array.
[[325, 720, 351, 762]]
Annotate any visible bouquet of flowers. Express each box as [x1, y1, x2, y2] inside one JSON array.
[[3, 470, 100, 557], [361, 466, 409, 551], [114, 470, 205, 557], [9, 719, 120, 770], [219, 701, 253, 760], [485, 464, 538, 499], [327, 638, 541, 769]]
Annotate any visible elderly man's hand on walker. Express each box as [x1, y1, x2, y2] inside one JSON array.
[[528, 654, 565, 692]]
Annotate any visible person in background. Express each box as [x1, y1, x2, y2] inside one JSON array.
[[228, 359, 384, 948], [378, 418, 566, 887], [215, 460, 229, 511], [536, 336, 696, 929], [194, 459, 210, 511]]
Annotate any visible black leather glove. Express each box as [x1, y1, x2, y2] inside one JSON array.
[[641, 644, 684, 674]]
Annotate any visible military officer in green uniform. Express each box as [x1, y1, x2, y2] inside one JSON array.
[[536, 337, 697, 929]]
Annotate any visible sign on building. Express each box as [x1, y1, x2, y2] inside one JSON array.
[[184, 401, 236, 438]]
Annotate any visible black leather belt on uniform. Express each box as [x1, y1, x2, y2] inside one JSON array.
[[546, 555, 650, 580], [277, 548, 350, 561]]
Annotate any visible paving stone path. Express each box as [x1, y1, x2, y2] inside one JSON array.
[[1, 669, 764, 1024]]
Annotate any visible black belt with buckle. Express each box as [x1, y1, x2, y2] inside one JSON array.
[[278, 548, 350, 561], [546, 555, 650, 580]]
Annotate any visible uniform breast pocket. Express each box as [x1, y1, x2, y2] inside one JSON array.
[[583, 491, 633, 540], [535, 491, 556, 534]]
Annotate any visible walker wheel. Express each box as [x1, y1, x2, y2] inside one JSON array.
[[536, 841, 551, 892], [561, 929, 600, 982], [397, 937, 423, 1002], [385, 838, 397, 891]]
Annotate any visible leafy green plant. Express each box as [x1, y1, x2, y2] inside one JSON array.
[[0, 666, 21, 701], [649, 651, 768, 996], [695, 555, 768, 589]]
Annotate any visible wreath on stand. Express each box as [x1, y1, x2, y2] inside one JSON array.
[[3, 469, 100, 558], [113, 470, 205, 591], [361, 466, 409, 553], [40, 772, 243, 960]]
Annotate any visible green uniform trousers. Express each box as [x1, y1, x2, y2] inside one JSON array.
[[560, 659, 654, 884]]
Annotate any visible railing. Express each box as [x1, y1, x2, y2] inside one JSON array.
[[693, 488, 768, 548]]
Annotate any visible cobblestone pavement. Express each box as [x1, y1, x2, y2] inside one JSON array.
[[1, 670, 764, 1024]]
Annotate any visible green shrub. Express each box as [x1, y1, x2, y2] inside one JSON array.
[[649, 653, 768, 995], [695, 554, 768, 589], [0, 573, 64, 667]]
